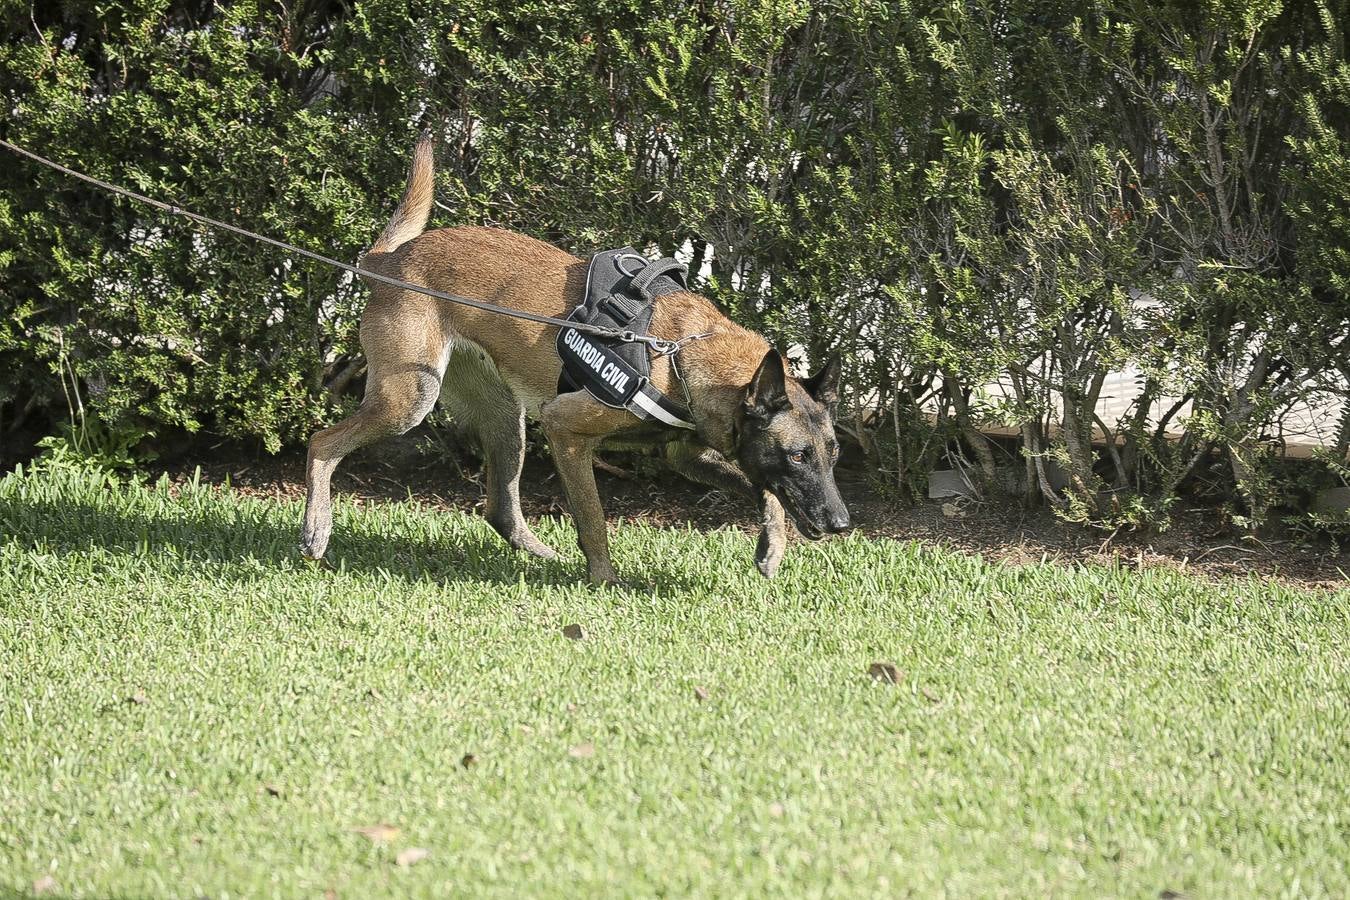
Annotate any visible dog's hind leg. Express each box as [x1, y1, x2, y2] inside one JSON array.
[[539, 391, 634, 585], [439, 347, 555, 559], [300, 342, 444, 561], [479, 407, 556, 558]]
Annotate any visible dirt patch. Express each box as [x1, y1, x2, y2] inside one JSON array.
[[163, 431, 1347, 591]]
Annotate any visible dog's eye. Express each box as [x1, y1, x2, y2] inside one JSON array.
[[788, 449, 806, 464]]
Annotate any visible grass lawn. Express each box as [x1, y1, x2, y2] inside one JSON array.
[[1, 463, 1346, 898]]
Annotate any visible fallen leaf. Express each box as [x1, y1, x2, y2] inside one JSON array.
[[127, 690, 148, 706], [562, 623, 586, 641], [566, 702, 578, 713], [693, 685, 709, 702], [396, 847, 430, 867], [1159, 892, 1183, 900], [263, 783, 283, 798], [768, 802, 785, 818], [33, 875, 57, 895], [460, 753, 478, 769], [568, 741, 595, 758], [354, 824, 401, 843], [921, 686, 941, 703], [867, 662, 903, 684]]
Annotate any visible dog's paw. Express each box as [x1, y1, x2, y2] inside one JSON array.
[[586, 564, 624, 588], [298, 542, 329, 565], [754, 531, 785, 579], [298, 531, 329, 563], [755, 553, 782, 579], [514, 534, 558, 560], [493, 521, 558, 560]]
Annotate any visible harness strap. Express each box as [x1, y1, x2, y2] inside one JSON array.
[[629, 257, 687, 300], [601, 291, 645, 322], [631, 378, 697, 430]]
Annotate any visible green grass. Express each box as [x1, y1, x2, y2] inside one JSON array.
[[1, 464, 1346, 899]]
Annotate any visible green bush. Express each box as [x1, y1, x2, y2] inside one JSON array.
[[1, 0, 1346, 528]]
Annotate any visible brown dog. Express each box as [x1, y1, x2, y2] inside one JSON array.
[[300, 138, 849, 583]]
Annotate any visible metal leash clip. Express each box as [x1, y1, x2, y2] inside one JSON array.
[[650, 331, 714, 357]]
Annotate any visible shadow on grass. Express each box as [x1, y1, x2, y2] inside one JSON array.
[[0, 491, 704, 594]]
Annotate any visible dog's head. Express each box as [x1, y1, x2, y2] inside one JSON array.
[[733, 351, 850, 539]]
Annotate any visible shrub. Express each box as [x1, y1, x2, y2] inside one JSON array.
[[1, 0, 1345, 529]]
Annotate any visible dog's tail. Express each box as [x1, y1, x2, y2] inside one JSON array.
[[368, 134, 435, 255]]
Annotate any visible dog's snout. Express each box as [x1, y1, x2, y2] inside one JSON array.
[[827, 509, 851, 533]]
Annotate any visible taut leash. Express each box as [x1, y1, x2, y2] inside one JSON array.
[[0, 138, 704, 353]]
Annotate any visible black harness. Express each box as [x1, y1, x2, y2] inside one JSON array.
[[556, 248, 698, 430]]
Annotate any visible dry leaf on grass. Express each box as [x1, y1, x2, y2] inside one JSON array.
[[867, 662, 903, 684], [126, 690, 149, 706], [460, 753, 478, 769], [768, 802, 785, 818], [568, 742, 595, 758], [921, 686, 941, 703], [354, 824, 401, 843], [562, 623, 586, 641], [693, 685, 710, 702], [396, 847, 430, 867], [32, 875, 58, 895], [263, 783, 283, 798]]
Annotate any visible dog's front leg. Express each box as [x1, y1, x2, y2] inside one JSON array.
[[540, 392, 630, 585], [663, 442, 785, 578], [663, 442, 754, 495], [756, 491, 788, 578]]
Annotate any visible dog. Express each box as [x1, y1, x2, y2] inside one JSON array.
[[300, 137, 850, 584]]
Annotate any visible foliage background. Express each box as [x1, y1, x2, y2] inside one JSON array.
[[1, 0, 1347, 526]]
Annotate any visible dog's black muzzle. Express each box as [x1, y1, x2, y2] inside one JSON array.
[[775, 485, 851, 541]]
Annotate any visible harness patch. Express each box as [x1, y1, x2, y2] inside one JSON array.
[[560, 326, 635, 403]]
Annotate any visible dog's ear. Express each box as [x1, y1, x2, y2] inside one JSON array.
[[802, 355, 841, 409], [744, 350, 791, 419]]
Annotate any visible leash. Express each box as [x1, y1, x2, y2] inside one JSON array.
[[0, 138, 705, 354]]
